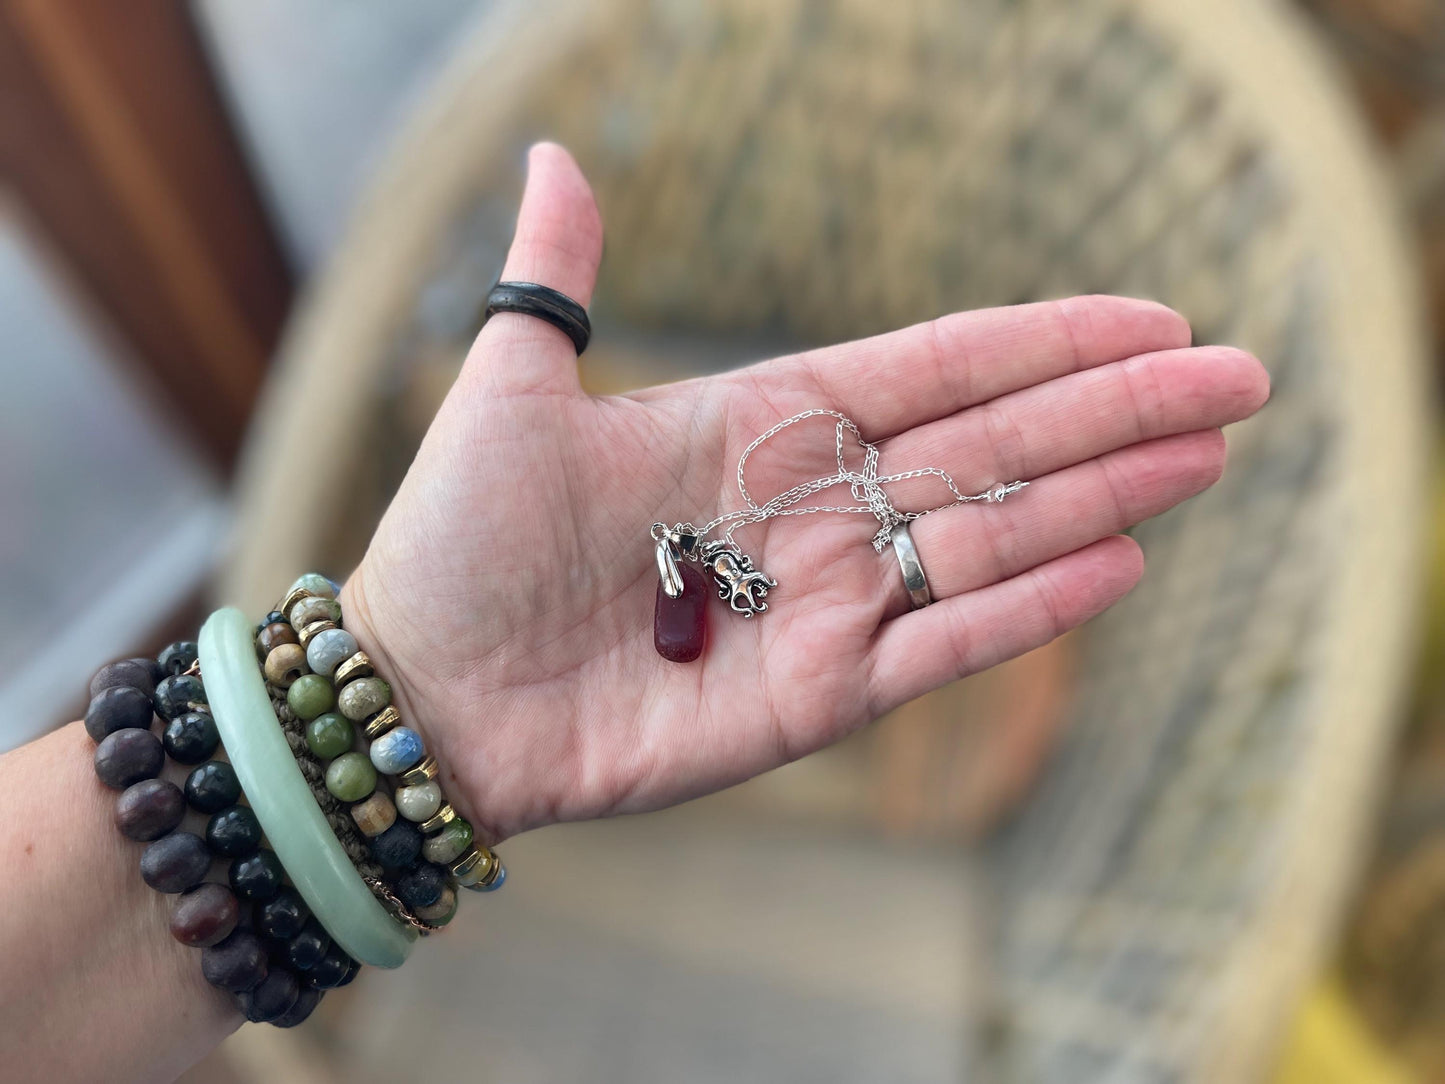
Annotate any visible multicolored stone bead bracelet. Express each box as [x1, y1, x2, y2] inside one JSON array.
[[84, 645, 355, 1026], [83, 575, 501, 1025], [270, 574, 504, 898], [255, 624, 443, 932]]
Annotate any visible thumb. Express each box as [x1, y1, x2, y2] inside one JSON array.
[[472, 142, 603, 394]]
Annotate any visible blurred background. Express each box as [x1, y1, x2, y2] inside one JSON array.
[[6, 0, 1445, 1080]]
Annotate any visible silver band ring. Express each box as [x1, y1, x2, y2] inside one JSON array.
[[890, 522, 933, 609]]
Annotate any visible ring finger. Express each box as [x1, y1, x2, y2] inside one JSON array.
[[877, 429, 1225, 619]]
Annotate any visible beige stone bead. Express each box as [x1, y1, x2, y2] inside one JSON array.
[[349, 791, 397, 837], [263, 643, 308, 688], [337, 676, 391, 721]]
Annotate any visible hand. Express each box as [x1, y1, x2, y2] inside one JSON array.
[[342, 143, 1269, 845]]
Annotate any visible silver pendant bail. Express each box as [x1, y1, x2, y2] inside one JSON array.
[[652, 523, 686, 599]]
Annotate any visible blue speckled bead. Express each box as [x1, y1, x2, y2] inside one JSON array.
[[369, 726, 424, 775], [287, 573, 335, 600], [305, 628, 358, 680]]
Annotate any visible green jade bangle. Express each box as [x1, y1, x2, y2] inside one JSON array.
[[199, 607, 416, 968]]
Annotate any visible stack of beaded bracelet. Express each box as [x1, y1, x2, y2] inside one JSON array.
[[81, 574, 504, 1028], [84, 642, 356, 1027], [258, 575, 503, 924]]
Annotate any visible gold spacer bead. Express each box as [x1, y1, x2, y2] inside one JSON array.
[[333, 651, 374, 686], [279, 586, 318, 619], [363, 705, 401, 741], [297, 619, 337, 648], [419, 803, 456, 834], [450, 846, 484, 880], [399, 754, 438, 787]]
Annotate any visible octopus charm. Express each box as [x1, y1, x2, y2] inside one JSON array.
[[699, 540, 777, 617]]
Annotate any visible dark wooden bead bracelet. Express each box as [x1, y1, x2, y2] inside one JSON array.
[[83, 642, 356, 1027]]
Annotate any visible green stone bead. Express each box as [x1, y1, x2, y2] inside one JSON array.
[[305, 712, 354, 759], [422, 818, 473, 865], [286, 674, 335, 721], [337, 676, 391, 721], [325, 752, 377, 803], [288, 573, 336, 600]]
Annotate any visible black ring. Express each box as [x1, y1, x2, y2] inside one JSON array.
[[482, 282, 591, 355]]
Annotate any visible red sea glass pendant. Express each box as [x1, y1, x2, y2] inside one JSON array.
[[655, 561, 707, 662]]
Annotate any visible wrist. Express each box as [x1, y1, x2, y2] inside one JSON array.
[[0, 724, 239, 1080]]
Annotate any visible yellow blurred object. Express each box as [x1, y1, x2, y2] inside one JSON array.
[[1271, 977, 1414, 1084]]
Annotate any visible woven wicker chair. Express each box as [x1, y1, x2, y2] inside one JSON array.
[[225, 0, 1430, 1079]]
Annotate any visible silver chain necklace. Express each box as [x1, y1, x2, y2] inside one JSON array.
[[652, 408, 1027, 619]]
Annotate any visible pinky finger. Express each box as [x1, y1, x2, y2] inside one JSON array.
[[865, 535, 1145, 716]]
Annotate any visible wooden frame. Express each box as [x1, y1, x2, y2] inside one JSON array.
[[0, 0, 291, 469]]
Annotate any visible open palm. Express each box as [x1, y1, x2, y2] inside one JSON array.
[[342, 144, 1268, 845]]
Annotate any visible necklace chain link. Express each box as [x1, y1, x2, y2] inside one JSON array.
[[692, 409, 1026, 552]]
